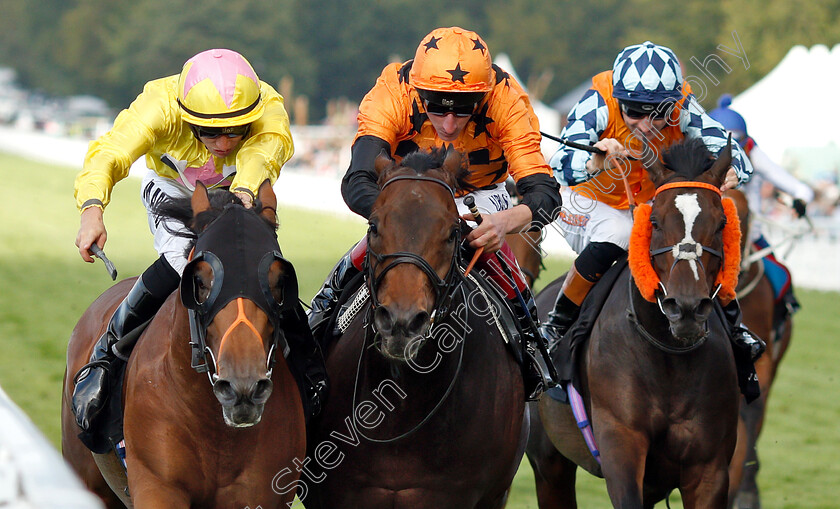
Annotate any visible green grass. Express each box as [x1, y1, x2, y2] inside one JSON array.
[[1, 152, 838, 507]]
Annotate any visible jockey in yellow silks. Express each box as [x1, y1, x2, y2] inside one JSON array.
[[72, 49, 326, 430]]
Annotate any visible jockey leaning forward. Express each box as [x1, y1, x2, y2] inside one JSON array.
[[709, 94, 813, 316], [539, 41, 765, 361], [72, 49, 327, 429], [310, 27, 562, 401]]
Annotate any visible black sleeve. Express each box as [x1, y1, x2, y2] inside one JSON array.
[[516, 173, 562, 230], [340, 135, 392, 219]]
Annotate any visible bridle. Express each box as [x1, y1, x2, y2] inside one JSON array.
[[364, 175, 463, 329], [180, 205, 297, 386], [648, 181, 726, 302]]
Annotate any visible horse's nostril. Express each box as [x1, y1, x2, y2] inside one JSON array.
[[374, 306, 394, 334], [695, 298, 714, 321], [213, 379, 237, 406], [407, 310, 431, 337], [251, 379, 273, 405], [660, 298, 682, 320]]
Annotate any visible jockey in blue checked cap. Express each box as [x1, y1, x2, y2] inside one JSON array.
[[540, 41, 765, 362]]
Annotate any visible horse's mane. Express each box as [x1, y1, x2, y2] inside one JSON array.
[[379, 147, 472, 191], [152, 189, 277, 255], [661, 138, 716, 180]]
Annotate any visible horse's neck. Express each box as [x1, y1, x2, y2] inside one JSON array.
[[162, 303, 210, 394]]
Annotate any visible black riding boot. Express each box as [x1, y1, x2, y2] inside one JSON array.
[[510, 291, 553, 401], [284, 306, 330, 420], [539, 265, 597, 346], [722, 298, 766, 362], [308, 249, 361, 346], [72, 257, 179, 431]]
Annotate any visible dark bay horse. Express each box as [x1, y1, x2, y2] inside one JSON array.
[[528, 138, 742, 508], [301, 148, 527, 509], [62, 181, 306, 508], [724, 189, 794, 509]]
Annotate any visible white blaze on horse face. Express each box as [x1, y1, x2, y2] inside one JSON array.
[[674, 193, 702, 280]]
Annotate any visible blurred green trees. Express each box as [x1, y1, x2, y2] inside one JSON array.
[[0, 0, 837, 120]]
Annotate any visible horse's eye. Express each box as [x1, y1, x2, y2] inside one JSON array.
[[447, 227, 458, 244], [194, 274, 211, 303], [368, 221, 379, 236], [650, 216, 660, 230], [717, 217, 727, 232]]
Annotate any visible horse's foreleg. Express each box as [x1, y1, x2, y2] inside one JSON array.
[[527, 402, 579, 508], [597, 427, 647, 509], [680, 458, 731, 509], [727, 414, 749, 507], [128, 468, 191, 509], [528, 446, 578, 509], [731, 394, 766, 509]]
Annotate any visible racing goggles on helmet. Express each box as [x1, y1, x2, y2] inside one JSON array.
[[418, 89, 485, 117], [619, 100, 671, 120], [191, 124, 251, 139]]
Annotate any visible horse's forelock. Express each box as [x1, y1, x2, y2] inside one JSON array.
[[661, 138, 715, 181], [152, 190, 277, 258], [379, 148, 469, 192]]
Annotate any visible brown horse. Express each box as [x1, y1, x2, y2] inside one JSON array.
[[527, 138, 742, 508], [724, 189, 794, 509], [300, 148, 527, 509], [61, 181, 306, 508]]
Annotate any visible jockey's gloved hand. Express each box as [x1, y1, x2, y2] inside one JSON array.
[[792, 198, 807, 218]]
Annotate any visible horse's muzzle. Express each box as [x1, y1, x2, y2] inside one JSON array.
[[373, 305, 432, 361], [213, 377, 273, 427], [660, 296, 714, 342]]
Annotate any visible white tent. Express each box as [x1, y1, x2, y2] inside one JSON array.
[[731, 44, 840, 179]]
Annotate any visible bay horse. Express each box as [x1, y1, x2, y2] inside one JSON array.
[[61, 181, 306, 508], [527, 138, 742, 508], [724, 189, 794, 509], [301, 148, 527, 509]]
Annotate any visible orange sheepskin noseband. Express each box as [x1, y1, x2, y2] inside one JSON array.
[[628, 197, 741, 304]]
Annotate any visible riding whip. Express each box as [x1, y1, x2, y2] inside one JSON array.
[[463, 195, 559, 382], [90, 244, 118, 281]]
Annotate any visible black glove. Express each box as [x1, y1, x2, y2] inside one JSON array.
[[792, 198, 807, 218]]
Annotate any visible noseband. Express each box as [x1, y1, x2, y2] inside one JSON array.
[[365, 175, 462, 328]]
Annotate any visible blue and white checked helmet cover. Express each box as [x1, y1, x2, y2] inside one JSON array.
[[612, 41, 683, 103]]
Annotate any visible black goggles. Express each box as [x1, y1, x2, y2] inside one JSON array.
[[619, 101, 670, 120], [424, 100, 476, 118], [193, 124, 251, 139]]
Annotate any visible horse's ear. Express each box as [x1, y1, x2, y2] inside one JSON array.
[[703, 134, 733, 187], [191, 182, 211, 215], [643, 141, 674, 187], [374, 150, 394, 176], [257, 179, 278, 225], [442, 146, 466, 177]]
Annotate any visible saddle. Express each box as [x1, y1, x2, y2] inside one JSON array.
[[546, 257, 628, 403]]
